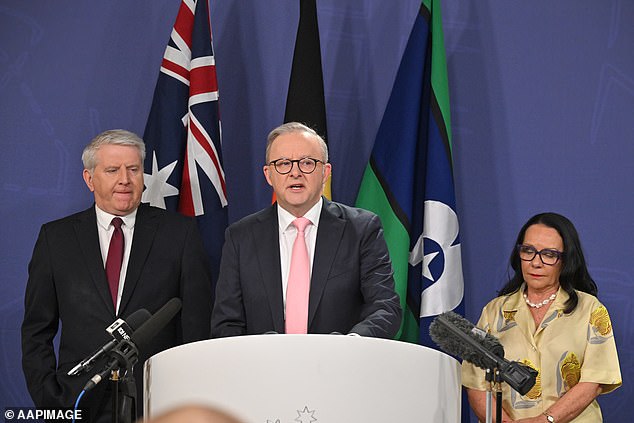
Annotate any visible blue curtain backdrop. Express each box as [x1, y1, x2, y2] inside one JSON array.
[[1, 1, 631, 421]]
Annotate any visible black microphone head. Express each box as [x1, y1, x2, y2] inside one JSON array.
[[107, 309, 153, 343], [429, 311, 503, 370], [126, 309, 152, 330], [131, 298, 182, 350]]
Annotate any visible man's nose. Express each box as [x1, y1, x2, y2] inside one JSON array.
[[289, 162, 302, 177], [117, 167, 130, 183]]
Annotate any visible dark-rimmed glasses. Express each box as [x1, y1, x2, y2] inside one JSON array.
[[268, 158, 324, 174], [516, 244, 563, 265]]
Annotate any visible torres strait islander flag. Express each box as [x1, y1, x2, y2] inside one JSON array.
[[355, 0, 464, 345], [142, 0, 227, 284]]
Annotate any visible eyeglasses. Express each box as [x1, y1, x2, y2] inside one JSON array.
[[268, 157, 325, 175], [516, 244, 564, 265]]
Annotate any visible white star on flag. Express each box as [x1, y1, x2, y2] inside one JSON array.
[[409, 234, 439, 282], [142, 152, 179, 209], [421, 250, 439, 281]]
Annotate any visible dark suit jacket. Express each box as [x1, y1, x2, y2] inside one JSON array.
[[210, 199, 401, 338], [21, 204, 213, 419]]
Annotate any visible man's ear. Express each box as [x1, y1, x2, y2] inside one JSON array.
[[263, 165, 273, 187], [322, 163, 332, 185], [83, 169, 95, 192]]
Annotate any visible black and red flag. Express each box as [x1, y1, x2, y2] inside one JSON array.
[[142, 0, 227, 283]]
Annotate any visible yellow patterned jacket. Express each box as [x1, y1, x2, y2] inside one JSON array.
[[462, 285, 622, 422]]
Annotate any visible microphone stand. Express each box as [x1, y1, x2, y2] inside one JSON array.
[[111, 370, 120, 423], [485, 368, 493, 423], [484, 368, 502, 423], [484, 367, 505, 423], [83, 340, 139, 423], [110, 369, 137, 423], [107, 342, 138, 423], [494, 369, 502, 423]]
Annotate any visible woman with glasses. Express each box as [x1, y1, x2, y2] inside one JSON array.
[[462, 212, 621, 422]]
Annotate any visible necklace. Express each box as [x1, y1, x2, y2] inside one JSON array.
[[523, 291, 557, 309]]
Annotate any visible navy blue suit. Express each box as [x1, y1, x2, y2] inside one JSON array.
[[211, 199, 401, 338]]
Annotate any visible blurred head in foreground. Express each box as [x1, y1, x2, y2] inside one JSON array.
[[141, 405, 244, 423]]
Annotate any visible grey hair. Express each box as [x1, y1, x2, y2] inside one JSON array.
[[265, 122, 328, 163], [82, 129, 146, 172]]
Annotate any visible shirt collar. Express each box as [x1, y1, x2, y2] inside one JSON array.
[[95, 205, 137, 230], [278, 197, 323, 232]]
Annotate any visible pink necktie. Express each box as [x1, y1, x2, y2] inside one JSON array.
[[285, 217, 311, 334], [105, 217, 124, 309]]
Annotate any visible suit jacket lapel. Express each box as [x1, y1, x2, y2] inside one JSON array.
[[75, 206, 116, 316], [119, 204, 158, 315], [253, 205, 285, 333], [309, 199, 346, 327]]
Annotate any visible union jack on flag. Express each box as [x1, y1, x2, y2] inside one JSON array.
[[142, 0, 227, 282]]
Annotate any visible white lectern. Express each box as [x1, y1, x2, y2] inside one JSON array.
[[144, 335, 460, 422]]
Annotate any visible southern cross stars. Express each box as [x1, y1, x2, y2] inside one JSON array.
[[142, 152, 179, 209]]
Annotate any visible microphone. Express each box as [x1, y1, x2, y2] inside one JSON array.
[[430, 311, 504, 370], [429, 311, 537, 395], [83, 298, 183, 391], [68, 309, 151, 376], [130, 297, 182, 349]]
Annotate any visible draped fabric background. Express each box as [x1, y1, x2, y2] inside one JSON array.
[[1, 1, 631, 421]]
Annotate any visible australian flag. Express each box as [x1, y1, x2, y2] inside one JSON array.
[[142, 0, 227, 284]]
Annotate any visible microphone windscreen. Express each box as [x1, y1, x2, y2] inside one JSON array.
[[125, 309, 152, 330], [429, 318, 476, 363], [441, 311, 505, 358], [431, 312, 538, 395], [131, 298, 182, 350], [429, 312, 502, 370]]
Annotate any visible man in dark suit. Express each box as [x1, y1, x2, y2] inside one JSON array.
[[211, 122, 401, 338], [21, 129, 213, 422]]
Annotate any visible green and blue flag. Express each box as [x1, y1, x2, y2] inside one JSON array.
[[356, 0, 464, 345]]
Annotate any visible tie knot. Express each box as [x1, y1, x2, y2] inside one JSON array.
[[292, 217, 311, 233], [111, 217, 123, 229]]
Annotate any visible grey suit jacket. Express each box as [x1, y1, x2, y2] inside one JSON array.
[[210, 199, 401, 338]]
